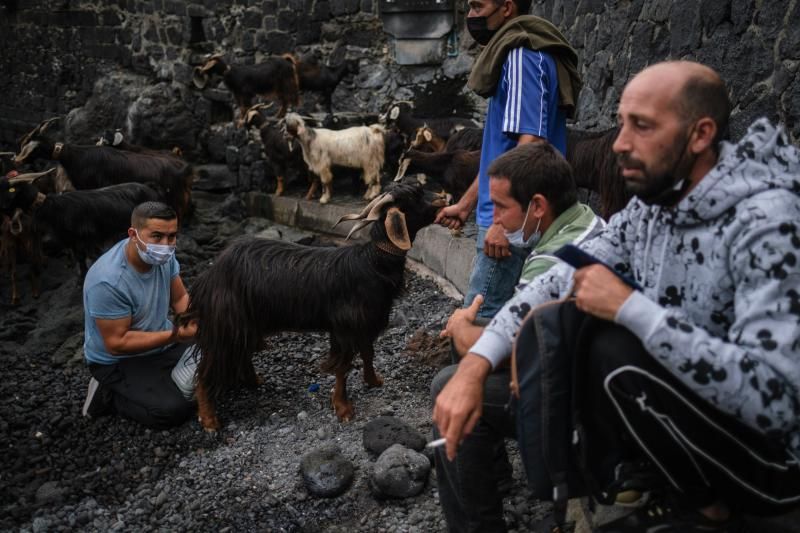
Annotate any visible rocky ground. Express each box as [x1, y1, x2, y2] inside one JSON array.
[[0, 191, 551, 532]]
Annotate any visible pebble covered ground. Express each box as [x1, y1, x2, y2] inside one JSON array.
[[0, 192, 551, 532]]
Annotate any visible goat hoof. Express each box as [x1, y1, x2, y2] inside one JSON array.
[[199, 415, 221, 432], [364, 372, 384, 388], [319, 195, 331, 204], [334, 402, 354, 422]]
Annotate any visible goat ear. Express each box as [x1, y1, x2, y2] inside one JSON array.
[[423, 130, 432, 142], [384, 207, 411, 251], [389, 106, 399, 120], [113, 131, 124, 146]]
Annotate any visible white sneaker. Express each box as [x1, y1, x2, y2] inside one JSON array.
[[82, 377, 101, 417], [171, 345, 200, 400]]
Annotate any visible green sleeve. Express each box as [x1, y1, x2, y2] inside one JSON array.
[[516, 257, 558, 292]]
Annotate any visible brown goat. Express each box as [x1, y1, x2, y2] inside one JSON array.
[[411, 126, 447, 153]]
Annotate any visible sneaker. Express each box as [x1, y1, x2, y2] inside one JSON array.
[[594, 491, 741, 532], [81, 377, 114, 418]]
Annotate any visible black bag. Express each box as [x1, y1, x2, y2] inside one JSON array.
[[511, 300, 613, 530]]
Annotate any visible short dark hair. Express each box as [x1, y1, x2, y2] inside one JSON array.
[[676, 73, 731, 151], [488, 142, 576, 216], [131, 201, 177, 228], [491, 0, 532, 16]]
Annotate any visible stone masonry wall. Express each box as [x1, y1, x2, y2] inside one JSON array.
[[533, 0, 800, 141]]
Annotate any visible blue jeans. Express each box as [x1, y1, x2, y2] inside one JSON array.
[[464, 225, 527, 319]]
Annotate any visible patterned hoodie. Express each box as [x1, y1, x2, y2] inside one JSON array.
[[471, 118, 800, 455]]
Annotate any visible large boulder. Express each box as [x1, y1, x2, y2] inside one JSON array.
[[369, 444, 430, 499], [300, 445, 354, 498], [64, 72, 150, 144], [362, 416, 426, 455], [126, 82, 199, 153]]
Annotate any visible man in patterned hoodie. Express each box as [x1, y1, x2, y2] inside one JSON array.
[[434, 61, 800, 531]]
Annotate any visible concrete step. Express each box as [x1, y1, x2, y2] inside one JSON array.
[[245, 191, 476, 295]]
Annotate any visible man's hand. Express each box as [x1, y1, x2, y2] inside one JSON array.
[[573, 264, 634, 321], [174, 320, 198, 342], [483, 223, 511, 258], [441, 295, 484, 357], [435, 203, 470, 230], [432, 353, 492, 460]]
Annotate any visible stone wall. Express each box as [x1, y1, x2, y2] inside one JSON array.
[[532, 0, 800, 141], [1, 0, 797, 189], [0, 1, 477, 152]]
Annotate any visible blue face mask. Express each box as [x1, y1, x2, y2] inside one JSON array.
[[134, 230, 175, 266], [503, 202, 542, 248]]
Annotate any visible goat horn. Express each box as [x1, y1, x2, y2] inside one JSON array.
[[249, 102, 274, 112], [393, 156, 411, 182], [192, 67, 209, 89], [8, 167, 57, 184], [333, 191, 392, 227], [342, 193, 396, 239]]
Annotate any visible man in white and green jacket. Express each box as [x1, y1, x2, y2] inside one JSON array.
[[433, 141, 604, 532]]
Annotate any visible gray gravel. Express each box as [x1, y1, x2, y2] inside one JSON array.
[[0, 191, 551, 532]]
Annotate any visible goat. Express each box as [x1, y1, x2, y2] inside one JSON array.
[[445, 126, 484, 152], [193, 53, 300, 124], [379, 101, 477, 142], [565, 126, 627, 220], [394, 148, 480, 202], [382, 128, 407, 180], [0, 169, 53, 305], [3, 179, 161, 279], [296, 57, 359, 114], [96, 129, 184, 159], [410, 126, 446, 153], [183, 180, 449, 430], [15, 118, 196, 220], [321, 112, 380, 131], [283, 113, 385, 204], [244, 103, 309, 197]]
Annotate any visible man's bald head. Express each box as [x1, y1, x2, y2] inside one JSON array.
[[633, 61, 730, 150]]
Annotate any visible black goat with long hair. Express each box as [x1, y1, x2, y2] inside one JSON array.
[[3, 179, 161, 278], [185, 180, 448, 431], [15, 118, 195, 220], [565, 126, 629, 219]]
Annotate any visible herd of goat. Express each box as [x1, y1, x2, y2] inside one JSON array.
[[1, 52, 626, 427]]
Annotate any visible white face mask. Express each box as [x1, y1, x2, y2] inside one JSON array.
[[503, 202, 542, 248], [134, 230, 175, 266]]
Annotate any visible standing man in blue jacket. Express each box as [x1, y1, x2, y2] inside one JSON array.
[[436, 0, 581, 318]]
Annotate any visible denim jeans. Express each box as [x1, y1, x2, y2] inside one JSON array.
[[431, 364, 517, 533], [464, 225, 527, 319]]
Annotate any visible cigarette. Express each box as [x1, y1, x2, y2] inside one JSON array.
[[425, 437, 447, 449]]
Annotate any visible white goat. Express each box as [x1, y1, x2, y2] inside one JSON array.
[[283, 113, 385, 204]]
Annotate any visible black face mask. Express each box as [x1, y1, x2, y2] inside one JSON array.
[[467, 4, 502, 45]]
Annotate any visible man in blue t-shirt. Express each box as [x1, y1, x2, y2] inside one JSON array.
[[436, 0, 578, 319], [81, 201, 197, 429]]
